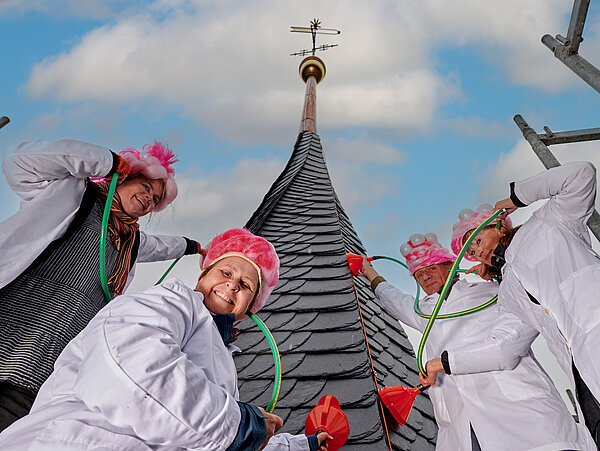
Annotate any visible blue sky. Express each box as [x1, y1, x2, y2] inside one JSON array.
[[1, 0, 600, 411]]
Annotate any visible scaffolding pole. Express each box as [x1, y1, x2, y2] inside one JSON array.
[[542, 0, 600, 94], [513, 114, 600, 242], [540, 126, 600, 146]]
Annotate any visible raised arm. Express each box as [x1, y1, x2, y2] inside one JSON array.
[[2, 139, 117, 200], [137, 232, 201, 262], [359, 258, 426, 331], [504, 161, 597, 227]]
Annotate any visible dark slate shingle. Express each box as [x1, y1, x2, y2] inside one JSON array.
[[236, 130, 437, 450]]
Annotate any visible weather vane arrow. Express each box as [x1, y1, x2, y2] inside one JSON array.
[[290, 18, 340, 57]]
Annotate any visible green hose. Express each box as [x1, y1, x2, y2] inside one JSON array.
[[99, 180, 281, 411], [155, 257, 182, 285], [248, 312, 281, 412], [153, 262, 281, 410], [100, 174, 119, 302], [416, 209, 505, 376], [371, 256, 497, 320]]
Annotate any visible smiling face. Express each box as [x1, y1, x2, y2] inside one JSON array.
[[195, 256, 260, 320], [116, 175, 165, 218], [464, 226, 504, 265], [414, 262, 453, 295]]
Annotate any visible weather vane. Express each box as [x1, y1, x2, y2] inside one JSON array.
[[290, 19, 340, 57]]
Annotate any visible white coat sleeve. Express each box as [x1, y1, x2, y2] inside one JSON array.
[[448, 301, 539, 375], [73, 281, 242, 450], [512, 161, 597, 227], [263, 433, 310, 451], [2, 139, 114, 200], [374, 282, 426, 332], [137, 231, 188, 262]]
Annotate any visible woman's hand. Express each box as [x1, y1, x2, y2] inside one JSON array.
[[494, 198, 518, 218], [419, 358, 443, 387], [466, 263, 494, 281], [316, 431, 333, 450], [258, 407, 284, 450]]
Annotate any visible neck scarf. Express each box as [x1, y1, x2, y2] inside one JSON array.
[[96, 182, 140, 297]]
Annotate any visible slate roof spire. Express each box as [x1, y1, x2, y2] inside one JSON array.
[[234, 54, 438, 450]]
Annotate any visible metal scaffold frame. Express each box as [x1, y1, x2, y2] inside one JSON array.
[[515, 0, 600, 241]]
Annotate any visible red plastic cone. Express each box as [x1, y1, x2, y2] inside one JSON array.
[[305, 395, 350, 451], [379, 385, 423, 425], [346, 253, 372, 276]]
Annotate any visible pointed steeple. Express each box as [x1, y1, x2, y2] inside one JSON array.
[[235, 55, 438, 450]]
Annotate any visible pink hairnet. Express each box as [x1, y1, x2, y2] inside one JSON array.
[[119, 141, 178, 211], [201, 229, 279, 313], [400, 233, 456, 275], [451, 204, 513, 261], [91, 141, 178, 211]]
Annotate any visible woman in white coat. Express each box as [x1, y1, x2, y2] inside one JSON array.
[[358, 233, 594, 450], [0, 228, 330, 451], [0, 139, 202, 429], [451, 162, 600, 445]]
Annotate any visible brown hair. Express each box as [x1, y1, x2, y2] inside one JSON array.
[[499, 224, 521, 248], [466, 224, 522, 277]]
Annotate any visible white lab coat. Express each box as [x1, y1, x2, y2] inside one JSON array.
[[0, 139, 188, 290], [0, 279, 311, 451], [497, 162, 600, 418], [376, 278, 594, 451]]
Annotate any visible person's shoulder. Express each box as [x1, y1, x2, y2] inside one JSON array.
[[154, 277, 198, 297]]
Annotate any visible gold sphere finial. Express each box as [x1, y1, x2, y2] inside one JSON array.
[[299, 56, 326, 84]]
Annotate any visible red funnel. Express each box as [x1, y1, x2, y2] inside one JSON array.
[[305, 395, 349, 451], [346, 253, 372, 276], [379, 385, 424, 425]]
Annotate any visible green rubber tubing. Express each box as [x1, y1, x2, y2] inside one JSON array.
[[416, 209, 505, 377], [248, 312, 281, 413], [100, 178, 279, 412], [371, 256, 497, 320], [155, 257, 182, 285], [100, 174, 119, 302]]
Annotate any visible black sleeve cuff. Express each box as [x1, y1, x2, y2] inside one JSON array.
[[183, 237, 201, 255], [509, 182, 527, 208], [441, 350, 451, 375], [370, 276, 386, 292], [105, 151, 120, 178], [307, 435, 319, 451]]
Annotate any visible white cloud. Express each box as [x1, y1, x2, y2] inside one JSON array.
[[327, 137, 407, 164], [415, 0, 599, 91], [327, 158, 400, 215], [17, 0, 455, 142], [476, 139, 600, 234], [20, 0, 599, 146], [138, 156, 286, 241]]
